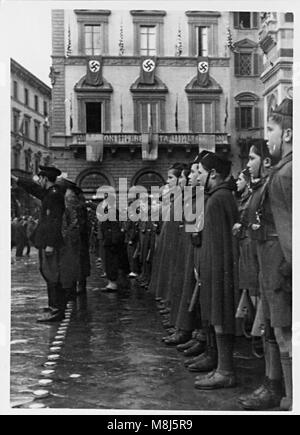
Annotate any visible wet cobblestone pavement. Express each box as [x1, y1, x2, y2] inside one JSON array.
[[11, 251, 265, 411]]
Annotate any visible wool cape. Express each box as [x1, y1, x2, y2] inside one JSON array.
[[199, 182, 239, 335]]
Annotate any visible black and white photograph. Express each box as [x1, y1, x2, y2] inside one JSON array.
[[0, 0, 297, 415]]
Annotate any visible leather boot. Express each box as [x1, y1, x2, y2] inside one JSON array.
[[164, 330, 192, 346], [239, 378, 283, 410], [188, 350, 218, 373], [195, 370, 236, 390], [184, 341, 206, 357], [177, 339, 197, 352]]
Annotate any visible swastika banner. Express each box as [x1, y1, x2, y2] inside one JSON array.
[[197, 57, 210, 88], [86, 56, 103, 87], [140, 57, 157, 85]]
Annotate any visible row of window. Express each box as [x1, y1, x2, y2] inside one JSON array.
[[75, 11, 265, 58], [83, 100, 260, 134], [12, 149, 45, 173], [81, 22, 213, 57], [12, 81, 48, 115], [12, 110, 49, 146]]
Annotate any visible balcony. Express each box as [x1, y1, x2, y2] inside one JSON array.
[[70, 132, 231, 155]]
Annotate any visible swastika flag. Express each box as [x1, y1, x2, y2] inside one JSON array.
[[197, 57, 210, 88], [86, 56, 103, 87], [140, 57, 157, 85]]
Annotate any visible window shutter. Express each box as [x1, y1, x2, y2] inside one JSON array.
[[252, 13, 258, 28], [254, 107, 260, 128], [253, 53, 260, 76], [235, 107, 241, 130], [234, 53, 240, 75], [234, 12, 240, 28]]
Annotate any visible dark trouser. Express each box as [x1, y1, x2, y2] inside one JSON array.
[[105, 243, 130, 282], [48, 282, 66, 311], [39, 249, 66, 312], [127, 243, 140, 274], [65, 282, 77, 302], [16, 243, 25, 258], [25, 242, 31, 256]]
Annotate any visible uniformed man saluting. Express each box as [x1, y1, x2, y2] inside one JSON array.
[[11, 166, 66, 322]]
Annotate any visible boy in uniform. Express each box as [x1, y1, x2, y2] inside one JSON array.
[[239, 98, 292, 411]]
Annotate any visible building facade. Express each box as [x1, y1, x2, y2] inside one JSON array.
[[50, 9, 266, 198], [259, 12, 293, 136], [11, 59, 52, 216]]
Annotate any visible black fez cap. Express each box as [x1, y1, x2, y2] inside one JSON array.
[[38, 166, 61, 178], [193, 150, 211, 164], [201, 153, 232, 178], [271, 97, 293, 118]]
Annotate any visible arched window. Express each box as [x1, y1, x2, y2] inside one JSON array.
[[132, 169, 165, 191], [77, 169, 114, 199]]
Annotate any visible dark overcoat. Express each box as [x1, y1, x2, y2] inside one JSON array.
[[17, 179, 65, 249], [199, 183, 239, 335], [268, 152, 292, 268]]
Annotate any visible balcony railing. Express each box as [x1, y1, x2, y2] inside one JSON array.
[[71, 132, 230, 148]]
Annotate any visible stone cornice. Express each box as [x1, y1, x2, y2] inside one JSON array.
[[11, 59, 52, 96], [62, 56, 230, 68], [74, 9, 111, 16], [185, 11, 221, 18], [130, 10, 166, 17], [262, 79, 293, 97], [260, 59, 293, 84]]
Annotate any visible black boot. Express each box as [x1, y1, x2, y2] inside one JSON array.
[[239, 378, 283, 410]]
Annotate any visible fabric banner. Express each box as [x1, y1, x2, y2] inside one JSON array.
[[86, 56, 103, 87], [142, 132, 158, 161], [140, 57, 157, 85], [198, 134, 215, 154], [86, 134, 104, 162], [197, 57, 210, 87]]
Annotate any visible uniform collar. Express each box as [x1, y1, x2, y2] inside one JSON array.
[[207, 181, 232, 196], [273, 152, 292, 171]]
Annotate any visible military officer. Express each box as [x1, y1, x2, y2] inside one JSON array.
[[11, 166, 66, 322]]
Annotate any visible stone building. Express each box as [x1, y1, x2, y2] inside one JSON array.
[[259, 12, 293, 135], [11, 59, 52, 216], [50, 9, 266, 198]]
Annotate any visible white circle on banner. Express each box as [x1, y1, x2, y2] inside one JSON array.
[[198, 61, 209, 74], [89, 60, 100, 73], [142, 59, 155, 73]]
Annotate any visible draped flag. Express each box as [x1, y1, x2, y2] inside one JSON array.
[[86, 56, 103, 87], [66, 24, 72, 57], [120, 98, 124, 133], [175, 95, 179, 132], [198, 134, 215, 154], [86, 134, 104, 162], [197, 57, 210, 87], [142, 128, 158, 161], [224, 96, 229, 130], [140, 57, 156, 85]]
